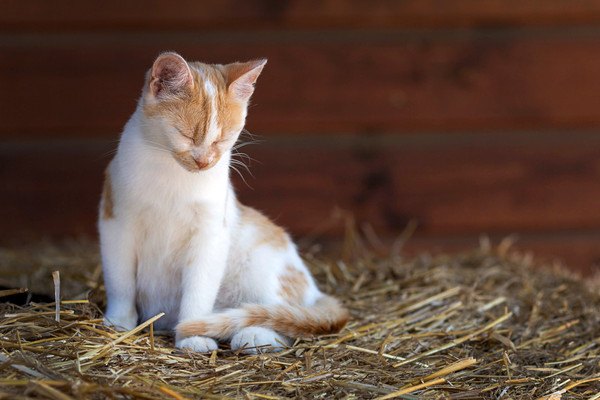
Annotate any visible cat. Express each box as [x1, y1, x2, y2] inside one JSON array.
[[99, 52, 349, 353]]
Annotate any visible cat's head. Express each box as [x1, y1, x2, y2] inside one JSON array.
[[141, 52, 266, 172]]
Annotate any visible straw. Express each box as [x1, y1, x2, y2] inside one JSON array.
[[52, 271, 60, 322], [0, 234, 598, 399]]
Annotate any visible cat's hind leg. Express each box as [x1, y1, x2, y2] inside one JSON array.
[[226, 243, 320, 353]]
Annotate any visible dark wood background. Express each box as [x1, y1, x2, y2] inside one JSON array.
[[2, 1, 600, 273]]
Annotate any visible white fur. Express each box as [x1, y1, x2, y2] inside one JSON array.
[[177, 336, 218, 353], [203, 79, 217, 97], [231, 327, 289, 354], [100, 83, 323, 353], [203, 80, 220, 144]]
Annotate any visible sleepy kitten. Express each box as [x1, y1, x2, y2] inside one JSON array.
[[99, 52, 348, 353]]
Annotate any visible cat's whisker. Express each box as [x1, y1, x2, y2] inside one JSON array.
[[232, 140, 263, 151], [142, 139, 174, 155], [236, 132, 264, 143], [100, 148, 119, 160], [142, 137, 167, 147], [239, 129, 264, 144], [143, 138, 171, 150], [145, 146, 172, 155], [230, 159, 255, 179], [240, 128, 259, 138], [230, 153, 255, 176], [230, 152, 254, 170], [230, 157, 250, 170], [233, 151, 261, 165], [232, 158, 255, 176], [229, 164, 254, 189]]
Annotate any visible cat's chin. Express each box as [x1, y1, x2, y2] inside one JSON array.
[[175, 159, 218, 173], [177, 162, 204, 173], [172, 153, 218, 173]]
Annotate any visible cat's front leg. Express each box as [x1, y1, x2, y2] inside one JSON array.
[[175, 228, 230, 352], [100, 218, 138, 331]]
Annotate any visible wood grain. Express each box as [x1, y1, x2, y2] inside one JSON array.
[[3, 0, 600, 31], [4, 30, 600, 137]]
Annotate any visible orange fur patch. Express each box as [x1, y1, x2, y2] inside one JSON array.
[[176, 316, 235, 340], [239, 203, 289, 249], [101, 167, 114, 219], [143, 63, 245, 146], [278, 265, 308, 304], [176, 320, 208, 340], [244, 296, 349, 338]]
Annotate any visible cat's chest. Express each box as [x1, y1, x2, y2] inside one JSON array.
[[133, 198, 228, 260], [124, 167, 231, 234]]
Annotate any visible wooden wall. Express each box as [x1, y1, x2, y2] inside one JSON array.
[[2, 1, 600, 273]]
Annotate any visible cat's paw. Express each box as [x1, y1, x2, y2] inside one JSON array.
[[231, 327, 290, 354], [176, 336, 219, 353], [103, 314, 138, 331]]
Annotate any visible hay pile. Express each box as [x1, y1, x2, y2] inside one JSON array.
[[0, 235, 599, 399]]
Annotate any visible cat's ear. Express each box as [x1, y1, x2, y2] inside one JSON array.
[[149, 52, 194, 98], [226, 59, 267, 101]]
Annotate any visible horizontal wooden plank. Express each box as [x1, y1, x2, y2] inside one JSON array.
[[2, 132, 600, 243], [3, 0, 600, 31], [4, 30, 600, 137]]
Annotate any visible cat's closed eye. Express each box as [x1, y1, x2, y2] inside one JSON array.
[[214, 138, 231, 146], [174, 127, 195, 141]]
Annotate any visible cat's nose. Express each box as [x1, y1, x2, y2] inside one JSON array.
[[194, 158, 210, 169], [193, 153, 216, 169]]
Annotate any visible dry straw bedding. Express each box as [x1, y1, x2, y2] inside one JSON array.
[[0, 236, 598, 399]]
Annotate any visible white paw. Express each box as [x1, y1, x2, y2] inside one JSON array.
[[231, 327, 290, 354], [103, 314, 138, 331], [176, 336, 219, 353]]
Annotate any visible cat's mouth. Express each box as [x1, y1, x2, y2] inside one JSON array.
[[173, 151, 218, 172]]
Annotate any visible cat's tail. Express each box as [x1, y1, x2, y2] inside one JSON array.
[[175, 295, 349, 340]]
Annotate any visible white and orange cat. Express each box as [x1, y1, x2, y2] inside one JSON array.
[[99, 52, 348, 353]]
